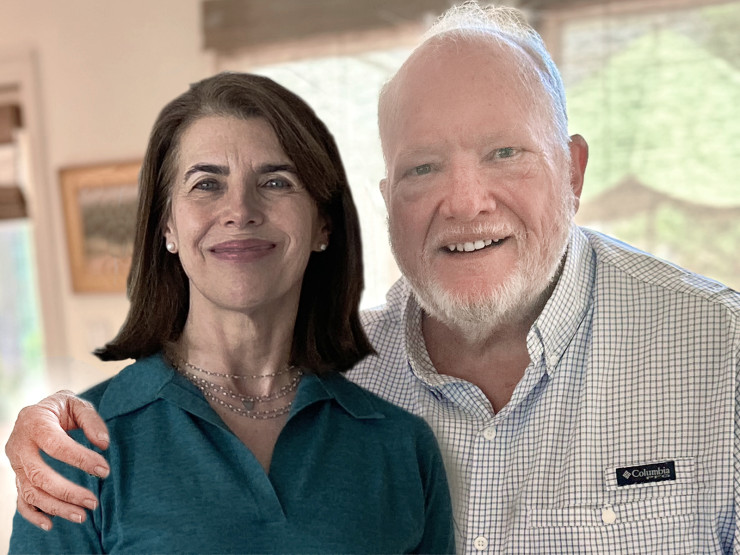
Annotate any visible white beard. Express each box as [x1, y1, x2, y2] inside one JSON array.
[[394, 184, 576, 345]]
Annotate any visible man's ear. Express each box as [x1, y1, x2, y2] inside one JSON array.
[[379, 178, 390, 208], [568, 134, 589, 211]]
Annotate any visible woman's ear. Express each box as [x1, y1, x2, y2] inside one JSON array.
[[314, 216, 331, 252], [164, 217, 177, 253]]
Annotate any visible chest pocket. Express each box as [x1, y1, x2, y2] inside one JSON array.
[[521, 458, 703, 555]]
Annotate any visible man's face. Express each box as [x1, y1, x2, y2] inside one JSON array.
[[380, 39, 585, 335]]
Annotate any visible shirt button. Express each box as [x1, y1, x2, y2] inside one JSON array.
[[482, 426, 497, 441], [601, 507, 617, 525], [547, 354, 559, 367], [473, 535, 488, 551]]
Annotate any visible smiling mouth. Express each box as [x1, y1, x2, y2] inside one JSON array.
[[444, 238, 506, 253], [210, 239, 274, 254], [211, 245, 272, 253]]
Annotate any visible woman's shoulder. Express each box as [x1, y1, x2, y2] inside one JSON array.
[[79, 353, 174, 418]]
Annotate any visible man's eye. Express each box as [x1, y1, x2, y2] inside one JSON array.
[[495, 147, 517, 159], [411, 164, 433, 176]]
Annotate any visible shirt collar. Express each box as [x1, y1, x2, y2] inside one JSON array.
[[528, 225, 595, 376], [291, 373, 386, 420], [96, 352, 385, 423], [400, 281, 462, 389], [97, 353, 235, 430]]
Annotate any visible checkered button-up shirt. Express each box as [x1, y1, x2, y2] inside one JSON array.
[[348, 226, 740, 554]]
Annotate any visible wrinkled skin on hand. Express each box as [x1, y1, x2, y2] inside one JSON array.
[[5, 390, 110, 530]]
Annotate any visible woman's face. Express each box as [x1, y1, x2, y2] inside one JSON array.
[[164, 115, 329, 320]]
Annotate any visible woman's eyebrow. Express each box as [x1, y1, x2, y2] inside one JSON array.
[[183, 163, 229, 182], [257, 163, 297, 174]]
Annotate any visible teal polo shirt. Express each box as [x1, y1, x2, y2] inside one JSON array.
[[10, 353, 454, 554]]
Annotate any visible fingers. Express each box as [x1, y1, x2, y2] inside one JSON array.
[[42, 390, 111, 452], [16, 491, 54, 532], [15, 473, 92, 529], [5, 391, 108, 526], [32, 415, 110, 480], [18, 444, 101, 507], [40, 434, 110, 481], [15, 391, 111, 478], [72, 402, 111, 452]]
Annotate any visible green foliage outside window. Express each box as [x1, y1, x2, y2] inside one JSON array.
[[566, 2, 740, 290]]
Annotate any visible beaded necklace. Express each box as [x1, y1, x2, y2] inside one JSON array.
[[167, 353, 302, 420]]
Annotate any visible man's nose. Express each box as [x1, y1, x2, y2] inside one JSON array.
[[438, 165, 496, 221]]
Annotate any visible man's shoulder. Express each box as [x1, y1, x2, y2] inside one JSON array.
[[360, 277, 409, 329], [351, 280, 421, 404], [583, 227, 740, 312], [358, 278, 410, 365]]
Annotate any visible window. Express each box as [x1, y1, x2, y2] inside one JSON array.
[[540, 0, 740, 289], [0, 108, 44, 421]]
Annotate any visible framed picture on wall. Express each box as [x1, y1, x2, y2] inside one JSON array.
[[60, 160, 141, 293]]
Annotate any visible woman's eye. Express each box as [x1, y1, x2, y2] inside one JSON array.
[[263, 177, 293, 189], [193, 179, 220, 191]]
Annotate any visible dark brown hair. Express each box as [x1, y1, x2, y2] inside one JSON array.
[[95, 72, 373, 373]]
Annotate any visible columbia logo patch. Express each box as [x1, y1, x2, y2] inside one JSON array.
[[616, 461, 676, 486]]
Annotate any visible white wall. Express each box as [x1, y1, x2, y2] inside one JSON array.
[[0, 1, 209, 550], [0, 0, 208, 372]]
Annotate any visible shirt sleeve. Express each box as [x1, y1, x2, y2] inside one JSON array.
[[414, 420, 456, 554], [8, 431, 104, 554]]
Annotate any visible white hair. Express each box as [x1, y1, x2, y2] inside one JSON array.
[[378, 1, 570, 159]]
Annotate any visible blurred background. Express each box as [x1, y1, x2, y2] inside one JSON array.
[[1, 0, 738, 549]]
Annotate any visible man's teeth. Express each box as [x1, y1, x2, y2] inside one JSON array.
[[446, 239, 500, 252]]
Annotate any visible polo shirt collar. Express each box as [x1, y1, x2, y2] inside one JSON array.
[[96, 352, 385, 423], [96, 353, 228, 429], [291, 372, 386, 420]]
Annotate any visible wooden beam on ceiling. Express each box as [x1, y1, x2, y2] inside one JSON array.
[[203, 0, 454, 53]]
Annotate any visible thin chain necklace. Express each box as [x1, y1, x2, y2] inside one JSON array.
[[178, 356, 296, 380], [167, 353, 302, 420]]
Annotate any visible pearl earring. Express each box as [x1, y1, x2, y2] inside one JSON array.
[[318, 243, 328, 252], [166, 242, 176, 253]]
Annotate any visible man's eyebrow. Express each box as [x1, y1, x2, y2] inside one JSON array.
[[183, 163, 229, 182]]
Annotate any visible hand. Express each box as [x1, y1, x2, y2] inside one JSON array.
[[5, 390, 110, 530]]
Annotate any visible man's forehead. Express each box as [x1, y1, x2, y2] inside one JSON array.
[[407, 34, 530, 76]]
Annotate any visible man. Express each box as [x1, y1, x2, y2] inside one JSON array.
[[7, 3, 740, 552]]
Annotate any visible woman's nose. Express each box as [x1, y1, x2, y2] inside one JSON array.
[[222, 186, 264, 227]]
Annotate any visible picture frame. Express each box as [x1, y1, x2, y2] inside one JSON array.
[[60, 160, 141, 293]]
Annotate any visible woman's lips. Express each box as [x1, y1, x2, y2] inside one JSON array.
[[209, 239, 275, 261]]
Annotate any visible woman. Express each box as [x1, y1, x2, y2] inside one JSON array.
[[9, 72, 454, 554]]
